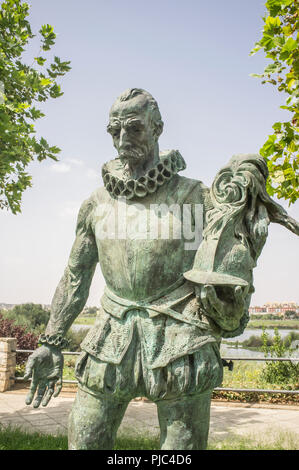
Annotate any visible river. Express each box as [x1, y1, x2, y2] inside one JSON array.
[[72, 325, 298, 359]]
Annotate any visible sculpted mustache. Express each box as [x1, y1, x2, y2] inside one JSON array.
[[119, 148, 145, 159]]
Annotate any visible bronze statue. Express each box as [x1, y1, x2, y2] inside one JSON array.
[[24, 89, 298, 450]]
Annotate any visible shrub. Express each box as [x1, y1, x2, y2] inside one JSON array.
[[0, 303, 50, 331], [65, 328, 88, 352], [261, 328, 299, 388], [0, 313, 38, 364]]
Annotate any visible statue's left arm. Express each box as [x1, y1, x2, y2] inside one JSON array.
[[189, 154, 298, 338], [196, 284, 252, 335]]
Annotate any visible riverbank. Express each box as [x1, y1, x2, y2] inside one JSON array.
[[248, 319, 299, 329], [73, 316, 299, 330]]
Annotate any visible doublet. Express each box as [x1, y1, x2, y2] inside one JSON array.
[[78, 160, 224, 381]]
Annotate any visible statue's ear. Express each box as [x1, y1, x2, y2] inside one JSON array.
[[153, 120, 164, 140]]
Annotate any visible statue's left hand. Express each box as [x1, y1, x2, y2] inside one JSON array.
[[195, 284, 246, 331]]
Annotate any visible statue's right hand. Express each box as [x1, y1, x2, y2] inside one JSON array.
[[23, 345, 64, 408]]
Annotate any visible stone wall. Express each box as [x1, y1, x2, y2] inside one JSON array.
[[0, 338, 16, 392]]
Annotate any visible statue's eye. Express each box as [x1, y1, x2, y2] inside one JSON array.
[[130, 125, 141, 133], [108, 126, 120, 138]]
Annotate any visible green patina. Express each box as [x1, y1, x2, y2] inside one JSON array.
[[24, 88, 299, 450]]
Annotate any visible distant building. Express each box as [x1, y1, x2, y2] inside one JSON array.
[[249, 301, 299, 316]]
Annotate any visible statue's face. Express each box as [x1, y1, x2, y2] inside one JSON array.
[[107, 95, 158, 169]]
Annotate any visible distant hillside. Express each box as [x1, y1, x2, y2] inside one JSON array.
[[0, 303, 51, 310], [0, 303, 16, 310]]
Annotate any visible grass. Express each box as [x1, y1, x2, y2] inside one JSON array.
[[208, 429, 299, 450], [216, 360, 299, 404], [222, 360, 265, 389], [73, 316, 96, 326], [62, 359, 298, 392], [247, 319, 299, 329], [0, 425, 67, 450], [0, 425, 298, 450], [73, 317, 299, 330]]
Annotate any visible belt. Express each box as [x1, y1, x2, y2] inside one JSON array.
[[100, 279, 212, 331]]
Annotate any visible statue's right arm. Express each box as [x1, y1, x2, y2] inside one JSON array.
[[24, 196, 98, 407], [44, 196, 99, 338]]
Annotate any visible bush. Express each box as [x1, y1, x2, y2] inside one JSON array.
[[65, 328, 88, 352], [242, 335, 268, 349], [0, 304, 50, 331], [0, 313, 38, 364], [261, 328, 299, 388]]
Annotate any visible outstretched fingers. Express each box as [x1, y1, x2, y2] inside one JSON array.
[[234, 285, 245, 307], [201, 284, 224, 315], [33, 381, 48, 408], [41, 381, 55, 407], [23, 354, 35, 382], [25, 370, 39, 405], [53, 377, 62, 398]]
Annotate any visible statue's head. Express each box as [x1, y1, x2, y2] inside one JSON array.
[[107, 89, 164, 171]]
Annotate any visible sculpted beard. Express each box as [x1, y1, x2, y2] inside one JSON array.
[[119, 141, 154, 172]]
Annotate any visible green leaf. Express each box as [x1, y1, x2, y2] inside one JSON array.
[[272, 169, 285, 183], [40, 77, 52, 87], [34, 56, 46, 66], [260, 134, 277, 157], [264, 16, 281, 31], [282, 37, 298, 53]]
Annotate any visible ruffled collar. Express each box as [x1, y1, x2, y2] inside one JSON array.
[[102, 150, 186, 199]]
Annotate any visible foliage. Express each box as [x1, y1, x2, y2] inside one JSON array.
[[248, 318, 299, 329], [65, 327, 88, 352], [73, 316, 96, 326], [250, 0, 299, 204], [284, 309, 297, 318], [250, 313, 283, 320], [0, 0, 71, 214], [0, 312, 38, 364], [261, 327, 299, 386], [242, 334, 271, 349], [1, 303, 50, 331], [82, 306, 99, 316]]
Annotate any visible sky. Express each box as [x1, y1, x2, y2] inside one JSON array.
[[0, 0, 298, 307]]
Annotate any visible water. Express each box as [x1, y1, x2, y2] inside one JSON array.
[[224, 328, 296, 343], [72, 324, 92, 332], [72, 325, 297, 339], [221, 328, 299, 359], [72, 325, 298, 359], [220, 345, 266, 359]]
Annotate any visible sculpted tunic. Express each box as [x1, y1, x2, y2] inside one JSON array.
[[43, 150, 298, 401], [78, 171, 226, 399], [46, 151, 244, 400]]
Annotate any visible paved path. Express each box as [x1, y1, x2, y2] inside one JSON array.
[[0, 389, 299, 447]]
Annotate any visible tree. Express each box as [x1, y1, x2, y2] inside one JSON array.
[[284, 309, 297, 318], [0, 313, 38, 364], [0, 0, 71, 214], [261, 327, 299, 387], [250, 0, 299, 204], [5, 302, 51, 329]]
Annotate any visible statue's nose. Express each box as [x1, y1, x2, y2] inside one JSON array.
[[119, 128, 131, 149]]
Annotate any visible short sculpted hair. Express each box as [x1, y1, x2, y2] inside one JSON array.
[[113, 88, 164, 138]]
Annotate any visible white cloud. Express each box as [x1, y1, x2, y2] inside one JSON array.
[[86, 168, 99, 180], [59, 202, 80, 218], [50, 162, 71, 173], [66, 158, 84, 167]]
